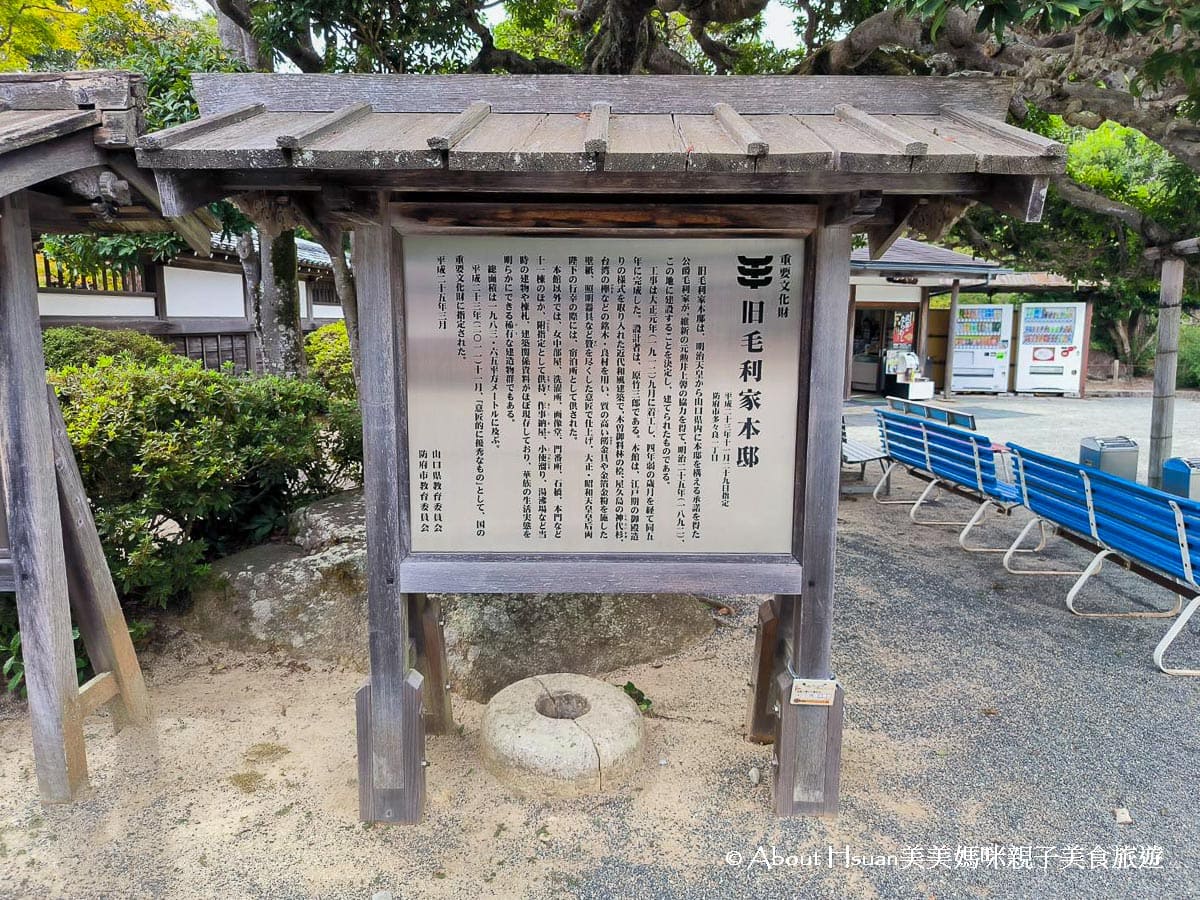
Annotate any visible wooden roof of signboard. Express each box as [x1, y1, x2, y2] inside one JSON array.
[[0, 71, 214, 254], [135, 74, 1062, 198]]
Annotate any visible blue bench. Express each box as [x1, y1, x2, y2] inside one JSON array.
[[873, 410, 1034, 553], [1006, 443, 1200, 675], [885, 396, 978, 431]]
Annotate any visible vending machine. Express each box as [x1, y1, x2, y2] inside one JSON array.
[[950, 304, 1013, 393], [1015, 302, 1088, 394]]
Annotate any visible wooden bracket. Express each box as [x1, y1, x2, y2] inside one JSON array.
[[745, 596, 782, 744], [356, 673, 426, 823], [409, 594, 454, 735], [866, 198, 922, 260], [824, 191, 884, 227], [772, 671, 844, 817]]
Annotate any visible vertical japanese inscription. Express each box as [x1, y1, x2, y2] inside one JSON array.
[[406, 236, 801, 553]]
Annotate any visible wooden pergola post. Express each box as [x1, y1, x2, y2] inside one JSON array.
[[774, 221, 851, 816], [1145, 239, 1197, 489], [0, 191, 87, 801]]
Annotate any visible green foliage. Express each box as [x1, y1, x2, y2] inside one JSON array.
[[82, 11, 245, 130], [953, 118, 1200, 367], [621, 681, 653, 713], [49, 356, 346, 607], [1180, 326, 1200, 389], [42, 327, 170, 370], [901, 0, 1200, 118], [493, 0, 589, 69], [305, 321, 356, 397], [304, 322, 363, 476]]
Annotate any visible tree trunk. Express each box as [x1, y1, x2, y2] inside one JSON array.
[[312, 227, 361, 392], [254, 228, 306, 377]]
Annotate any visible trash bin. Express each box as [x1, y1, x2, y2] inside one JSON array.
[[1162, 457, 1200, 499], [1079, 436, 1139, 481]]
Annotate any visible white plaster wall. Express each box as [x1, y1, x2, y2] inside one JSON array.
[[852, 280, 922, 303], [39, 291, 156, 317], [162, 266, 245, 317]]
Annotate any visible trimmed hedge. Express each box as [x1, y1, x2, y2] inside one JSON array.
[[43, 326, 170, 370]]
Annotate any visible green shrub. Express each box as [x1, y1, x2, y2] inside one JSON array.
[[305, 321, 356, 398], [304, 321, 362, 476], [1180, 326, 1200, 389], [50, 355, 343, 607], [43, 326, 170, 370]]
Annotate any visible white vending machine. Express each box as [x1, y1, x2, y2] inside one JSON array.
[[950, 304, 1013, 393], [1015, 302, 1087, 394]]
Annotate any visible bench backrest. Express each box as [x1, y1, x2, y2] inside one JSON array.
[[876, 409, 1007, 499], [1009, 443, 1200, 588], [885, 396, 977, 431]]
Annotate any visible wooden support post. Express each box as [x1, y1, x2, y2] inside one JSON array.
[[745, 596, 781, 744], [774, 222, 852, 817], [0, 191, 87, 801], [409, 593, 453, 735], [1148, 257, 1185, 489], [48, 385, 152, 730], [354, 211, 425, 823], [942, 279, 961, 398]]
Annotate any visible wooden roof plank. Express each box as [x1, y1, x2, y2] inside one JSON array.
[[277, 101, 372, 149], [428, 100, 491, 150], [585, 102, 610, 154], [905, 114, 1061, 174], [712, 103, 767, 156], [675, 114, 755, 173], [144, 110, 293, 168], [293, 112, 443, 170], [796, 115, 913, 174], [879, 117, 977, 173], [834, 104, 927, 155], [139, 103, 265, 151], [191, 74, 1017, 119], [943, 107, 1065, 158], [0, 109, 100, 156], [605, 114, 687, 171], [450, 113, 591, 172], [748, 115, 834, 172]]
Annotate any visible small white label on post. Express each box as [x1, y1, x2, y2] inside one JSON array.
[[789, 678, 838, 706]]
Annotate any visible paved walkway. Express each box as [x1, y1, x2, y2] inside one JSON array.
[[843, 393, 1200, 482]]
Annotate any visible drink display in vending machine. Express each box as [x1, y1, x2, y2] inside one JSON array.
[[1015, 302, 1088, 394], [950, 304, 1013, 393]]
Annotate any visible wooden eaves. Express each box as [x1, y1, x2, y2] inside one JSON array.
[[135, 74, 1066, 254], [0, 71, 215, 254]]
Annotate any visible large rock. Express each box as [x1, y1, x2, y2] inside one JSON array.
[[186, 490, 715, 700]]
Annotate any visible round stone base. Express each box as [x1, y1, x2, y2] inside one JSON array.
[[481, 673, 645, 799]]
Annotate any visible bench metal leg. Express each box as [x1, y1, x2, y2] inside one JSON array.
[[958, 500, 1032, 553], [1154, 594, 1200, 676], [1065, 550, 1184, 619], [908, 479, 973, 527], [1002, 518, 1078, 576], [872, 462, 916, 505]]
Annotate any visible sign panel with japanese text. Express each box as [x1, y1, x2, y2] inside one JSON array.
[[404, 236, 802, 553]]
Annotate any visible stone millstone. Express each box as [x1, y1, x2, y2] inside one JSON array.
[[481, 674, 645, 799]]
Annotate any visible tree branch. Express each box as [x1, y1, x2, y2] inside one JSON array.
[[1050, 173, 1173, 246]]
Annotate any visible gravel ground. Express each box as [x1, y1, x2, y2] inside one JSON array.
[[1, 396, 1198, 899]]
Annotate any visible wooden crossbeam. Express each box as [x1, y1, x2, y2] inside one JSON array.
[[1144, 237, 1200, 260]]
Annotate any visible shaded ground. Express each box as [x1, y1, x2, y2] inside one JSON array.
[[1, 396, 1198, 899]]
